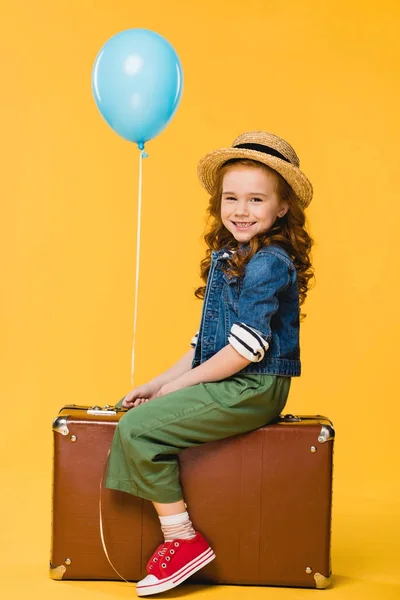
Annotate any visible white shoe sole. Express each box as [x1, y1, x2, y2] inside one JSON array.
[[136, 547, 216, 596]]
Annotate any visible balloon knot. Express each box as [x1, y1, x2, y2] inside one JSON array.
[[141, 150, 149, 159]]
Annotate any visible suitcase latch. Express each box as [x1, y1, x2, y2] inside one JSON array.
[[280, 413, 302, 422]]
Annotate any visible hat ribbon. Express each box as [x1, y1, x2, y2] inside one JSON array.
[[233, 143, 291, 164]]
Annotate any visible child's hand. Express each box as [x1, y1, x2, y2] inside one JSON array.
[[122, 381, 161, 409], [155, 379, 184, 398]]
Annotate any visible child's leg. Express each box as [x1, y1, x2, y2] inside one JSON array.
[[106, 375, 289, 596], [153, 500, 186, 516], [154, 500, 197, 543], [106, 374, 289, 502]]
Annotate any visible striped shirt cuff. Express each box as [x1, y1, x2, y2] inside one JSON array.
[[190, 331, 199, 348], [228, 322, 270, 362]]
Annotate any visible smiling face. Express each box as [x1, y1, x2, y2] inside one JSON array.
[[220, 165, 289, 242]]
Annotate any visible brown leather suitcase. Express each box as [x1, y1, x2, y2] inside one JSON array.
[[50, 404, 334, 589]]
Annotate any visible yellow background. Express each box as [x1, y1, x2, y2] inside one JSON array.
[[1, 1, 399, 598]]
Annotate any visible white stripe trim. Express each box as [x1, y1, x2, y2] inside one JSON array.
[[228, 322, 269, 362], [136, 547, 215, 594]]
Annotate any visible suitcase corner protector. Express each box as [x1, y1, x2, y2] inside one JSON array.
[[52, 416, 69, 436], [314, 572, 332, 589], [49, 562, 67, 580], [318, 425, 335, 444]]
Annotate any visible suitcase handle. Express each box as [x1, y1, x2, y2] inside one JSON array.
[[59, 404, 127, 415], [87, 406, 117, 415]]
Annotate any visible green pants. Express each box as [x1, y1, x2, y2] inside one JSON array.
[[105, 373, 291, 503]]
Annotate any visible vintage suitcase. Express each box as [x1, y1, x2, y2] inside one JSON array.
[[50, 404, 334, 589]]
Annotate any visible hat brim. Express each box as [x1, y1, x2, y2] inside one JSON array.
[[197, 147, 313, 208]]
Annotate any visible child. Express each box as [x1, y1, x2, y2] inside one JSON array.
[[105, 130, 314, 596]]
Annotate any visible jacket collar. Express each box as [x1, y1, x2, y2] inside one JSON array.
[[212, 248, 235, 259], [212, 243, 249, 259]]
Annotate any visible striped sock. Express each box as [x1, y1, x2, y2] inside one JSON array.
[[158, 510, 196, 542]]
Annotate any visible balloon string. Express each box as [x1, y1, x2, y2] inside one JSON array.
[[131, 149, 148, 386], [99, 449, 135, 585]]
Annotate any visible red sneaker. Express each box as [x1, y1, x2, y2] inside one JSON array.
[[136, 532, 216, 596]]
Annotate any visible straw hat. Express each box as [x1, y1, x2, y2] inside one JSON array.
[[197, 131, 313, 208]]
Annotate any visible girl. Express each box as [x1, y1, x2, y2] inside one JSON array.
[[105, 130, 314, 596]]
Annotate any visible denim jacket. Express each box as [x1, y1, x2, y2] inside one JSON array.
[[191, 244, 301, 377]]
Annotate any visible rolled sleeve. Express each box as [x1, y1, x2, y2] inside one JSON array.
[[228, 251, 291, 362], [228, 322, 270, 362], [190, 331, 199, 348]]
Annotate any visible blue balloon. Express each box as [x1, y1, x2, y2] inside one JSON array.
[[92, 29, 183, 148]]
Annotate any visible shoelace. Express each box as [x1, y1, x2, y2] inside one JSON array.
[[154, 543, 169, 559], [148, 542, 170, 570], [148, 541, 181, 571]]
